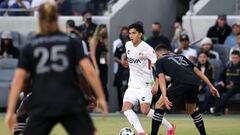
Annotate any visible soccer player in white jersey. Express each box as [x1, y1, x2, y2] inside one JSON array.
[[122, 23, 175, 135]]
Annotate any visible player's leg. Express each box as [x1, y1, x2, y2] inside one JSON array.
[[185, 85, 206, 135], [13, 101, 28, 135], [23, 115, 56, 135], [151, 83, 181, 135], [13, 93, 32, 135], [122, 87, 145, 134], [61, 110, 96, 135], [139, 88, 173, 133], [151, 96, 166, 135]]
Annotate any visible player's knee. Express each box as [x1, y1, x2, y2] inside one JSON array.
[[140, 107, 150, 115], [186, 107, 195, 114]]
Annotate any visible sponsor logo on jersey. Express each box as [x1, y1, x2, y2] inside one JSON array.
[[127, 50, 130, 54], [128, 57, 141, 63], [141, 97, 145, 101]]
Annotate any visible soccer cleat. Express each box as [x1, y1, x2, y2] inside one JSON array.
[[138, 133, 148, 135], [166, 123, 176, 135]]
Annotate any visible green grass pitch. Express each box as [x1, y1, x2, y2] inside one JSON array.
[[0, 114, 240, 135]]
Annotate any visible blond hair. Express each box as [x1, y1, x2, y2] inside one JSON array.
[[37, 1, 60, 35]]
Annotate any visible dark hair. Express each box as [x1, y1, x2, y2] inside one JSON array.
[[153, 21, 161, 27], [82, 9, 92, 16], [155, 44, 169, 52], [236, 33, 240, 37], [198, 51, 209, 57], [128, 23, 144, 34], [66, 19, 75, 28], [120, 26, 128, 33], [231, 50, 240, 56], [0, 38, 15, 56]]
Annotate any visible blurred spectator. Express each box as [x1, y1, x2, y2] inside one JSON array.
[[146, 22, 171, 50], [197, 51, 215, 113], [65, 19, 89, 55], [174, 34, 197, 63], [113, 26, 129, 111], [31, 0, 44, 16], [56, 0, 72, 16], [224, 23, 240, 48], [171, 21, 185, 50], [8, 0, 30, 16], [212, 50, 240, 115], [112, 26, 128, 73], [200, 37, 220, 60], [207, 14, 231, 44], [229, 33, 240, 59], [86, 0, 109, 15], [0, 31, 19, 58], [89, 24, 109, 101], [0, 0, 8, 16], [78, 10, 97, 47]]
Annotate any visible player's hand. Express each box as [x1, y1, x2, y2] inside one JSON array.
[[163, 96, 172, 110], [97, 98, 108, 118], [151, 83, 158, 95], [210, 86, 220, 98], [5, 112, 17, 133]]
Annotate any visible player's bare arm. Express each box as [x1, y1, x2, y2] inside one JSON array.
[[79, 58, 108, 117], [157, 73, 172, 110], [5, 68, 28, 132], [193, 67, 220, 97]]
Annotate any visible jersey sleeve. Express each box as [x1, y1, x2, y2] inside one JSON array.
[[17, 45, 32, 71], [146, 45, 157, 63], [155, 59, 164, 77], [71, 38, 87, 63]]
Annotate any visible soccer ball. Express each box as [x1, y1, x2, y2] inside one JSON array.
[[119, 127, 135, 135]]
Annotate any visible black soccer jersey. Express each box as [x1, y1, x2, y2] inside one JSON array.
[[155, 54, 201, 85], [18, 32, 87, 116]]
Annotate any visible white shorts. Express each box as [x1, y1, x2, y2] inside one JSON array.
[[123, 86, 152, 105]]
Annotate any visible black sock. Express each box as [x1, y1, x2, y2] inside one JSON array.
[[13, 116, 26, 135], [190, 111, 206, 135], [151, 109, 164, 135]]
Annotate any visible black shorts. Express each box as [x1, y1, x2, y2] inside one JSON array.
[[167, 82, 199, 104], [23, 110, 95, 135]]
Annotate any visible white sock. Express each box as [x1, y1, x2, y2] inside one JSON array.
[[147, 109, 172, 130], [162, 117, 173, 130], [124, 109, 145, 133]]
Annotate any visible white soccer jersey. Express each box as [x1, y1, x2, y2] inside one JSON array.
[[125, 41, 157, 88]]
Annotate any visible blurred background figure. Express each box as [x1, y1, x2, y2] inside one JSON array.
[[113, 26, 129, 112], [171, 20, 185, 50], [146, 22, 171, 50], [197, 51, 215, 113], [224, 23, 240, 48], [78, 10, 97, 49], [212, 50, 240, 115], [207, 14, 231, 44], [229, 33, 240, 59], [174, 34, 197, 63], [200, 37, 220, 60], [8, 0, 30, 16], [112, 26, 128, 74], [0, 31, 19, 59], [56, 0, 72, 16], [90, 24, 109, 102]]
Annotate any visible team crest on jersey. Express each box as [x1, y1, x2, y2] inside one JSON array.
[[127, 50, 130, 54]]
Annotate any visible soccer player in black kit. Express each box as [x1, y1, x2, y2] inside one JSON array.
[[151, 45, 220, 135], [5, 1, 108, 135]]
